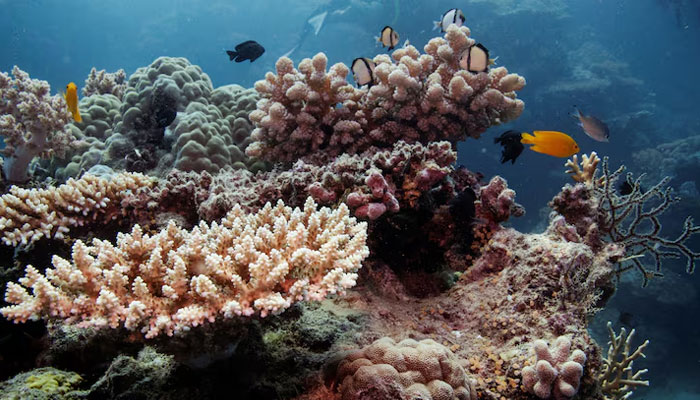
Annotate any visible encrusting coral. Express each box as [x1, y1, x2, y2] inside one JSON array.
[[0, 66, 75, 182], [246, 25, 524, 162], [1, 198, 369, 339]]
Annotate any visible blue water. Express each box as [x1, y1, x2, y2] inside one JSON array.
[[1, 0, 699, 398]]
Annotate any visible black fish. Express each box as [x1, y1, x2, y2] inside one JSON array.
[[226, 40, 265, 63], [494, 130, 524, 164], [618, 179, 634, 196]]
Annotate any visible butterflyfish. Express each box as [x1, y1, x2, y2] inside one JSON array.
[[434, 8, 465, 32], [573, 106, 610, 142], [520, 131, 580, 158], [459, 43, 489, 73], [64, 82, 82, 123], [377, 26, 399, 50], [351, 57, 376, 87]]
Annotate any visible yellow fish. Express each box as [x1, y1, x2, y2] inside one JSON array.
[[520, 130, 580, 158], [64, 82, 82, 122]]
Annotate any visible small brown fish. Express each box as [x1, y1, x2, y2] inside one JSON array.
[[574, 107, 609, 142]]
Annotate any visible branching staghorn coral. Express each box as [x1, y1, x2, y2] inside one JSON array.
[[553, 153, 700, 286], [1, 198, 369, 339], [599, 322, 649, 400]]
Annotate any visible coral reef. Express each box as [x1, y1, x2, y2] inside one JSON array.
[[336, 337, 477, 400], [1, 198, 369, 338], [0, 66, 75, 182], [247, 26, 524, 162], [145, 140, 457, 222]]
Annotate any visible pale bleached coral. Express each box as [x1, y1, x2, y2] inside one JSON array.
[[0, 198, 368, 339], [599, 322, 649, 400], [564, 152, 601, 186], [247, 25, 525, 163], [82, 68, 127, 100], [0, 172, 155, 247], [0, 66, 75, 182]]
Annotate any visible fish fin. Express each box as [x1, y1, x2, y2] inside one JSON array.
[[73, 110, 82, 123], [226, 50, 237, 61], [388, 45, 394, 51], [433, 20, 440, 31], [520, 132, 535, 144], [281, 45, 298, 59]]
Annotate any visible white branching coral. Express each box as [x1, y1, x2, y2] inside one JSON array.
[[1, 198, 369, 339], [0, 172, 156, 247]]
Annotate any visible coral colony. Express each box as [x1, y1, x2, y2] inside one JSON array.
[[0, 25, 697, 399]]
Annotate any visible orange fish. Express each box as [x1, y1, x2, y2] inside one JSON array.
[[520, 131, 580, 158], [64, 82, 82, 122]]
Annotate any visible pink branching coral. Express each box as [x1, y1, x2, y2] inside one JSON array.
[[552, 154, 700, 286], [82, 67, 127, 100], [521, 336, 587, 399], [1, 198, 369, 339], [0, 66, 75, 182], [247, 25, 524, 162], [0, 172, 156, 247]]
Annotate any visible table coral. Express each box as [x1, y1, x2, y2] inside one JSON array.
[[0, 66, 75, 182], [246, 25, 524, 163], [1, 198, 369, 339]]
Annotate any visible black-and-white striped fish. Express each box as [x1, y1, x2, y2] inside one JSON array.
[[377, 26, 400, 51], [351, 57, 376, 87], [459, 43, 489, 73], [434, 8, 465, 32]]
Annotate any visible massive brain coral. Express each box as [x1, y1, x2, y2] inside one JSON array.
[[246, 25, 525, 163], [114, 56, 213, 145], [336, 337, 477, 400], [172, 84, 266, 173]]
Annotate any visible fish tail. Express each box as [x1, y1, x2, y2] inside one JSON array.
[[432, 20, 440, 30], [520, 132, 535, 144], [226, 50, 237, 61]]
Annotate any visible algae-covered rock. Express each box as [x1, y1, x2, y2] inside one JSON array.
[[0, 367, 85, 400]]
